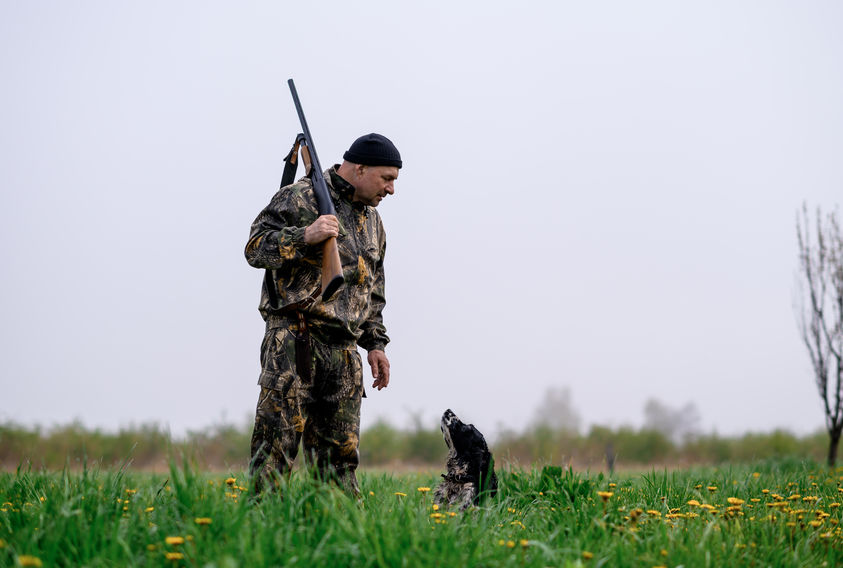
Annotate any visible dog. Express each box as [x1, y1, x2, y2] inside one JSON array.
[[433, 409, 498, 510]]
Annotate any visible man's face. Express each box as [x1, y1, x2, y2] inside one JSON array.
[[351, 165, 399, 207]]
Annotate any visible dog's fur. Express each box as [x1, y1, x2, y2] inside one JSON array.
[[432, 409, 498, 509]]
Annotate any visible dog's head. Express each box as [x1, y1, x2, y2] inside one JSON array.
[[440, 409, 489, 457]]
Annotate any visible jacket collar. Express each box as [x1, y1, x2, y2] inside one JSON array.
[[327, 166, 365, 211]]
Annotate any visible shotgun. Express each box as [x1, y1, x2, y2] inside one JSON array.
[[287, 78, 344, 302]]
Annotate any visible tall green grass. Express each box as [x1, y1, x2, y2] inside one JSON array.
[[2, 460, 842, 567]]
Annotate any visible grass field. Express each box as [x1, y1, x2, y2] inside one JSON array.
[[2, 459, 842, 567]]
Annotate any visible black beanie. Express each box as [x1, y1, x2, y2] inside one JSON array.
[[343, 133, 402, 169]]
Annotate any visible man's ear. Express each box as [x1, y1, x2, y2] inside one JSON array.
[[356, 164, 368, 178]]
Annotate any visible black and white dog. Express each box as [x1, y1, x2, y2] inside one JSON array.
[[433, 409, 498, 509]]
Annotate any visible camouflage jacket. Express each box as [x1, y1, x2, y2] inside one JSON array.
[[245, 166, 389, 352]]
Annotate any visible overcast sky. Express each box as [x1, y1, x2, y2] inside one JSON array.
[[1, 1, 841, 442]]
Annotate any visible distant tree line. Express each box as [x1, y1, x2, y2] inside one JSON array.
[[0, 412, 828, 472]]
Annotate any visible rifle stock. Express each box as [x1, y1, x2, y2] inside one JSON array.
[[288, 79, 344, 301]]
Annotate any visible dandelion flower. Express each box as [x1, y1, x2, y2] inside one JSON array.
[[582, 551, 594, 560], [520, 539, 529, 548], [506, 540, 515, 549], [727, 498, 745, 505], [194, 517, 212, 525], [417, 487, 431, 493], [432, 504, 439, 511], [687, 500, 700, 507], [225, 477, 236, 486], [165, 536, 185, 546], [165, 552, 184, 560], [145, 507, 155, 513], [394, 492, 407, 497], [17, 556, 42, 567], [597, 491, 613, 502], [498, 539, 506, 546], [707, 486, 718, 492]]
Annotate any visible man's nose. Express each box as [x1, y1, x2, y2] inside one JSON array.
[[385, 183, 395, 195]]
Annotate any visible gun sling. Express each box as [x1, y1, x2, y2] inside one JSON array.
[[264, 135, 321, 382]]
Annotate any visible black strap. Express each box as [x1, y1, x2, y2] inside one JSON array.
[[265, 134, 309, 310]]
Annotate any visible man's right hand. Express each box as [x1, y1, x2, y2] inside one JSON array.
[[304, 215, 339, 244]]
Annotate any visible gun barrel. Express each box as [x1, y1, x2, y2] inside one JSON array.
[[287, 78, 344, 300]]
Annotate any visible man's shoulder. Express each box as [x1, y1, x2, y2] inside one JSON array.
[[272, 177, 317, 209]]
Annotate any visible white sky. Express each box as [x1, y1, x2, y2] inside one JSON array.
[[1, 1, 841, 440]]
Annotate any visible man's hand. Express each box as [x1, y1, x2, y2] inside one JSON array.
[[304, 215, 339, 245], [368, 349, 390, 391]]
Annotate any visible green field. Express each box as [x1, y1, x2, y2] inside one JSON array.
[[2, 460, 842, 567]]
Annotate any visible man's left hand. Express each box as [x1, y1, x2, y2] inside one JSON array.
[[368, 350, 390, 391]]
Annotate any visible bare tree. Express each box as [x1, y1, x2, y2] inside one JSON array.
[[642, 398, 701, 445], [531, 386, 582, 434], [795, 204, 843, 466]]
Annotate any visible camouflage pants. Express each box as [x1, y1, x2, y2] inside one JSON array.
[[249, 322, 364, 494]]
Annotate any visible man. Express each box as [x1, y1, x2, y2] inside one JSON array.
[[245, 133, 401, 494]]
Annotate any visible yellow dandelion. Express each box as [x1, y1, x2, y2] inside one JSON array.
[[430, 512, 443, 519], [432, 504, 439, 511], [18, 556, 43, 567], [762, 489, 770, 494], [707, 486, 718, 492], [752, 472, 761, 478], [520, 539, 529, 548], [0, 539, 5, 549], [225, 477, 236, 486], [194, 517, 212, 525], [687, 499, 701, 507], [609, 483, 617, 488], [646, 510, 662, 517], [165, 536, 185, 546], [727, 498, 745, 505], [147, 544, 157, 551], [165, 552, 184, 560], [125, 489, 137, 495], [394, 492, 407, 497], [417, 487, 431, 493], [582, 551, 594, 560], [506, 540, 516, 548], [660, 549, 668, 557], [831, 502, 841, 508], [145, 507, 155, 513], [369, 491, 375, 496], [448, 511, 457, 517], [809, 520, 824, 528], [597, 491, 614, 502], [498, 539, 506, 546]]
